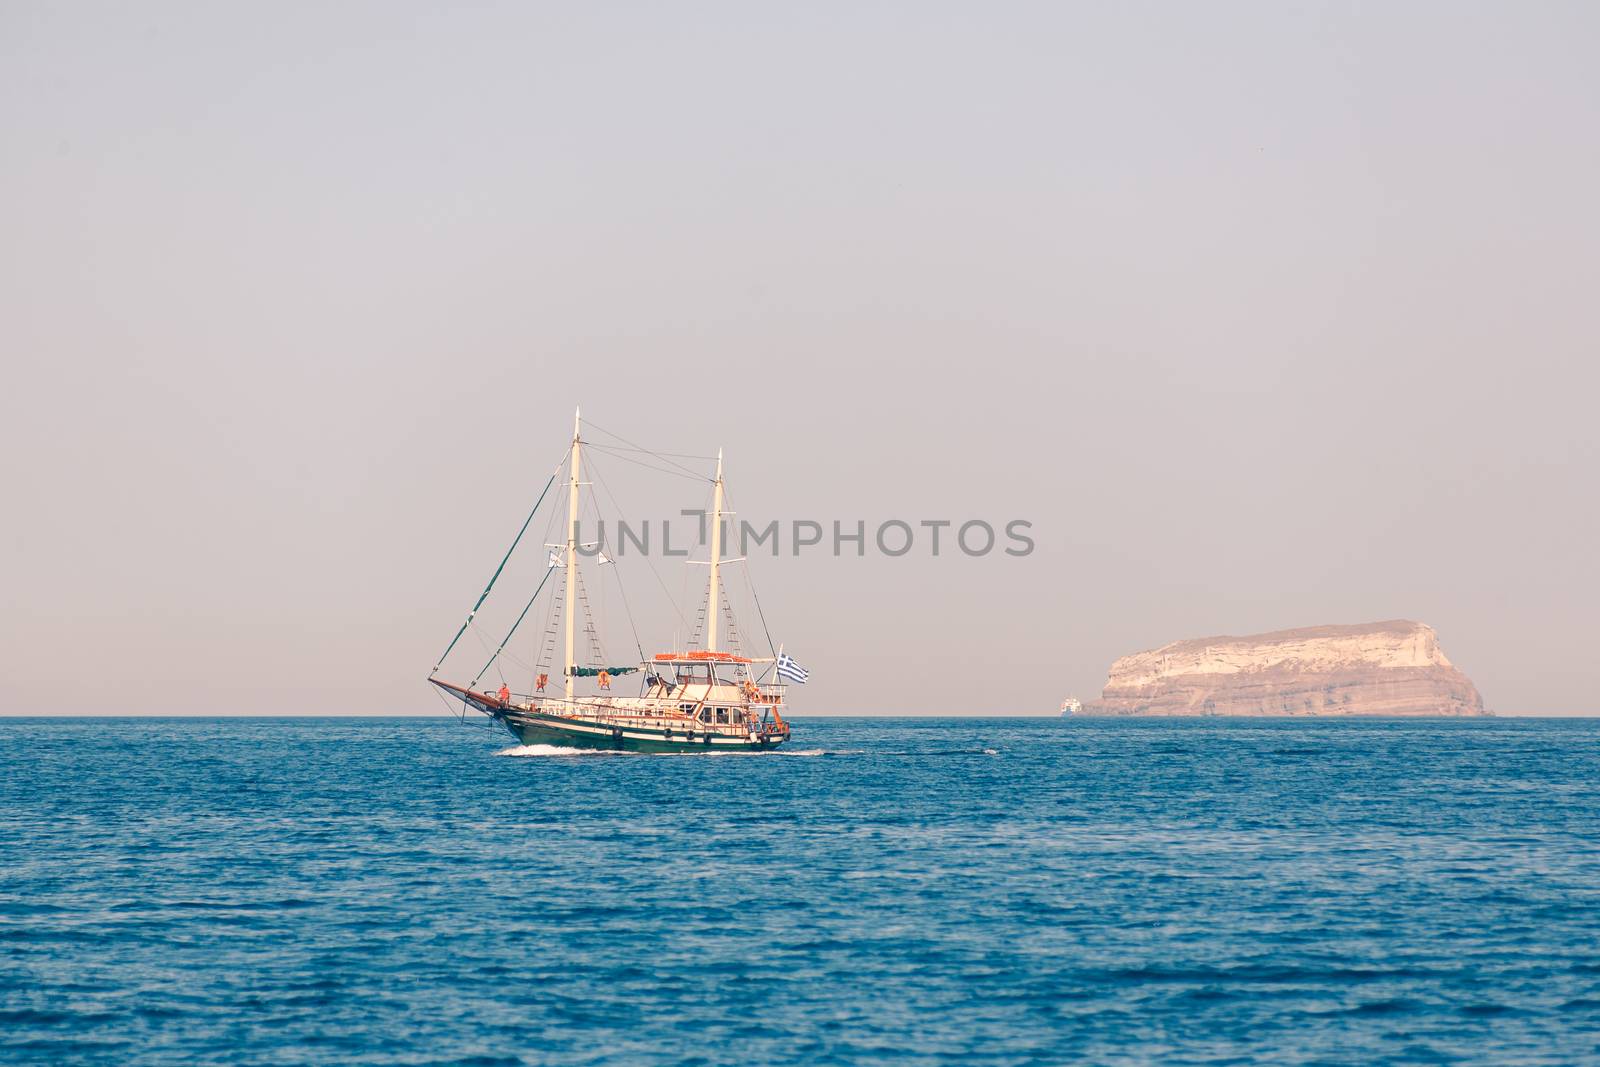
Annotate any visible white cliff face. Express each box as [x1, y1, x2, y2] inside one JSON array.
[[1107, 621, 1453, 689], [1089, 620, 1485, 717]]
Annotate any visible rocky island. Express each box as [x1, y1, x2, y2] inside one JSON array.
[[1084, 620, 1486, 717]]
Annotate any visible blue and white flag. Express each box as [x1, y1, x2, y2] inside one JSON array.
[[776, 652, 809, 684]]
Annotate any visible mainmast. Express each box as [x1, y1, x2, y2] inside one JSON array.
[[565, 407, 581, 703], [706, 449, 724, 653]]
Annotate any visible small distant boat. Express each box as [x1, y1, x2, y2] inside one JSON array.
[[1060, 697, 1082, 716], [428, 410, 799, 752]]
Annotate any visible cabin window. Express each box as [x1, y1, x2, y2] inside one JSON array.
[[680, 703, 695, 715], [697, 707, 711, 723], [715, 707, 730, 725]]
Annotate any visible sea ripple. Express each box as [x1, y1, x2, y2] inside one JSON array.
[[3, 716, 1600, 1064]]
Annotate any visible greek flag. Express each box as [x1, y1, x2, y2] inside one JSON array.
[[776, 652, 809, 684]]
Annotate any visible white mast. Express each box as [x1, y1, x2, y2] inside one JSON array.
[[565, 407, 581, 703], [706, 448, 724, 653]]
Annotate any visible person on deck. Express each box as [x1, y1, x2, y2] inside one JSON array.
[[497, 684, 510, 703]]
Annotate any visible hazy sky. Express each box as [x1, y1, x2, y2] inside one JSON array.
[[3, 2, 1597, 715]]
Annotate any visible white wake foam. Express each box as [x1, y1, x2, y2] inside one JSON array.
[[494, 744, 621, 757], [493, 743, 866, 759]]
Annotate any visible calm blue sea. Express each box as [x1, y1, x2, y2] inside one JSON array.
[[4, 717, 1600, 1065]]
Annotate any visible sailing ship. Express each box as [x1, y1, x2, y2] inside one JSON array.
[[428, 410, 796, 752]]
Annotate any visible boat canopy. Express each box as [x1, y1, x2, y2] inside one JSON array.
[[653, 650, 752, 664]]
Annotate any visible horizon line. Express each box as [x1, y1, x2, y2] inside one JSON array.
[[2, 711, 1597, 719]]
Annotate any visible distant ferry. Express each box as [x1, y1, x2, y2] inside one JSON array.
[[1060, 697, 1082, 716]]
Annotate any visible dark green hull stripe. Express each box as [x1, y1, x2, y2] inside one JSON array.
[[503, 716, 785, 753]]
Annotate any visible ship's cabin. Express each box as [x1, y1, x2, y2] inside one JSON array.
[[648, 650, 753, 692], [641, 669, 736, 699], [643, 650, 780, 722]]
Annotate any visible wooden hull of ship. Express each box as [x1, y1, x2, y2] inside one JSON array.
[[430, 679, 787, 753], [501, 709, 786, 753]]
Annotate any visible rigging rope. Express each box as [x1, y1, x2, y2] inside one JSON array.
[[583, 452, 651, 661], [532, 488, 566, 680], [429, 675, 471, 723], [720, 485, 779, 663], [580, 418, 711, 480], [580, 443, 715, 461], [431, 461, 563, 674], [587, 451, 694, 633], [583, 442, 708, 483], [469, 565, 558, 691], [575, 565, 606, 667]]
